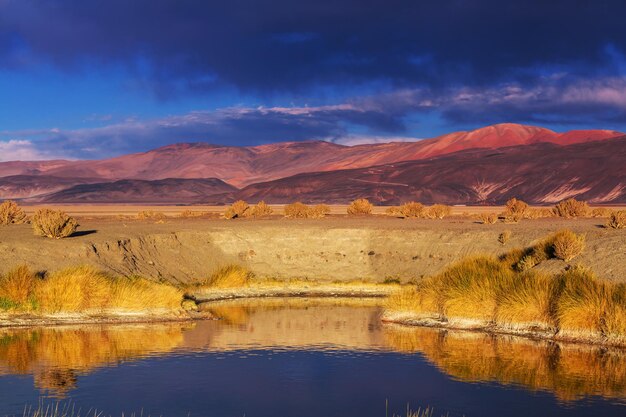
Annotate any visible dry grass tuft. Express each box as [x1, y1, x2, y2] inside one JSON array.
[[108, 276, 182, 311], [203, 265, 254, 288], [498, 230, 511, 245], [385, 206, 403, 217], [309, 204, 331, 218], [399, 202, 424, 218], [524, 207, 554, 219], [504, 198, 528, 223], [552, 230, 585, 261], [224, 200, 250, 219], [0, 265, 36, 305], [606, 210, 626, 229], [137, 211, 167, 220], [347, 198, 373, 215], [553, 198, 590, 218], [496, 271, 557, 328], [32, 209, 78, 239], [479, 213, 498, 224], [178, 210, 212, 218], [591, 207, 612, 218], [0, 200, 27, 225], [249, 201, 273, 217], [284, 202, 311, 218], [426, 204, 452, 219]]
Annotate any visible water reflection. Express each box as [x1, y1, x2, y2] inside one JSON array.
[[0, 298, 624, 403]]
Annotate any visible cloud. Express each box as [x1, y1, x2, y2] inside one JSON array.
[[1, 1, 626, 96], [0, 139, 66, 162]]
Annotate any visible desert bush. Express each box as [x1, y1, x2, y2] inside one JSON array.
[[479, 213, 498, 224], [224, 200, 250, 219], [0, 265, 36, 304], [250, 201, 273, 217], [552, 229, 585, 262], [606, 210, 626, 229], [524, 207, 554, 219], [347, 198, 373, 215], [179, 210, 213, 218], [0, 200, 27, 225], [203, 265, 253, 288], [137, 211, 167, 220], [32, 209, 78, 239], [591, 207, 612, 218], [309, 204, 331, 218], [498, 231, 511, 245], [385, 206, 402, 217], [553, 198, 590, 218], [504, 198, 528, 223], [400, 202, 424, 218], [426, 204, 452, 219], [284, 202, 310, 218]]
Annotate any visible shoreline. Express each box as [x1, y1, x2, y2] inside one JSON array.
[[382, 312, 626, 349]]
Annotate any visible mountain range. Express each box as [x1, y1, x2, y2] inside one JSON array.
[[1, 123, 625, 205]]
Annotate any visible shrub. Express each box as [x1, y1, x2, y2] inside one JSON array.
[[553, 198, 590, 218], [284, 202, 310, 218], [385, 206, 402, 217], [426, 204, 452, 219], [32, 209, 78, 239], [524, 208, 554, 219], [309, 204, 331, 218], [552, 230, 585, 262], [479, 213, 498, 224], [224, 200, 250, 219], [250, 201, 273, 217], [347, 198, 373, 215], [204, 265, 253, 288], [606, 210, 626, 229], [504, 198, 528, 223], [0, 200, 27, 225], [179, 210, 212, 218], [498, 231, 511, 245], [0, 265, 36, 304], [399, 202, 425, 218], [137, 211, 167, 220], [591, 207, 612, 218]]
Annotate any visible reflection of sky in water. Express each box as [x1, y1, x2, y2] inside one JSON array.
[[0, 300, 624, 417]]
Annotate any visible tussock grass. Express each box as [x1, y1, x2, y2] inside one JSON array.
[[202, 265, 253, 288], [32, 209, 78, 239], [137, 210, 167, 220], [498, 230, 511, 245], [425, 204, 452, 219], [478, 213, 498, 224], [504, 198, 528, 223], [284, 202, 330, 218], [347, 198, 373, 215], [552, 230, 585, 261], [524, 207, 554, 219], [399, 202, 424, 218], [606, 210, 626, 229], [553, 198, 590, 218], [249, 201, 273, 217], [0, 265, 183, 315], [385, 230, 625, 344], [0, 200, 27, 225]]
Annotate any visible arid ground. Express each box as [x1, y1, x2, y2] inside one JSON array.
[[2, 205, 624, 284]]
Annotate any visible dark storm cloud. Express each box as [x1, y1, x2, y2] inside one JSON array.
[[1, 0, 626, 94]]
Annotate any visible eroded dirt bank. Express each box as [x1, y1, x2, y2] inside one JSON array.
[[0, 217, 624, 283]]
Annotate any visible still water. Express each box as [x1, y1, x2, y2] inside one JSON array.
[[0, 298, 625, 416]]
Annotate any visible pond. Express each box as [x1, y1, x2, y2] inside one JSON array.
[[0, 298, 624, 416]]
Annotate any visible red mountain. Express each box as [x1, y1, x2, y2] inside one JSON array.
[[233, 136, 626, 205]]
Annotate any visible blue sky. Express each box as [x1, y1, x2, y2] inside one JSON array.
[[1, 0, 626, 160]]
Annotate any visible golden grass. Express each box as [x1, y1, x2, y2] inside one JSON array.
[[425, 204, 452, 219], [347, 198, 373, 215], [249, 201, 273, 217], [224, 200, 250, 219], [0, 265, 183, 314], [384, 230, 625, 344], [606, 210, 626, 229], [552, 229, 585, 261], [202, 265, 253, 288], [137, 210, 167, 220], [283, 202, 330, 218], [0, 200, 27, 225], [399, 201, 424, 218], [32, 209, 78, 239], [553, 198, 590, 218], [498, 230, 511, 245], [478, 213, 498, 224], [504, 198, 528, 223]]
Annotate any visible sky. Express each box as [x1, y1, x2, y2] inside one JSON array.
[[1, 0, 626, 160]]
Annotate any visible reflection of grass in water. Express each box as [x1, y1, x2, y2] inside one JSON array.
[[383, 325, 626, 402], [0, 324, 190, 397]]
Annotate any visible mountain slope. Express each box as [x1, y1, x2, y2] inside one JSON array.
[[0, 124, 621, 194], [234, 136, 626, 205], [32, 178, 237, 204]]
